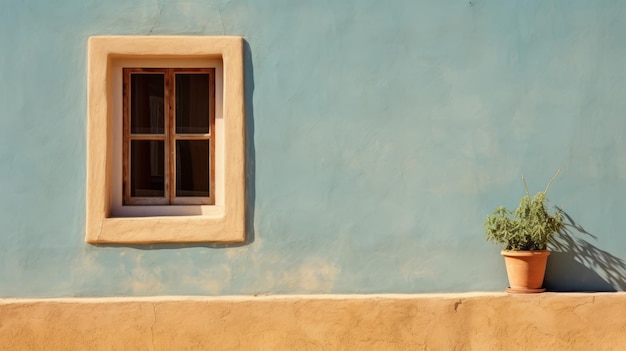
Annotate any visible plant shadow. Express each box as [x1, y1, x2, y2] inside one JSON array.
[[544, 209, 626, 292]]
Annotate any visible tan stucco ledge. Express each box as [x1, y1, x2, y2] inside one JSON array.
[[2, 293, 625, 350]]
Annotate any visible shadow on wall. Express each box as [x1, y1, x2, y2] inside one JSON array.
[[544, 210, 626, 292]]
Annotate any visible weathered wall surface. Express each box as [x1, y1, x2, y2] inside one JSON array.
[[1, 0, 626, 297], [2, 294, 626, 350]]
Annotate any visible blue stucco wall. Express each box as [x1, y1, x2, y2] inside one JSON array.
[[1, 0, 625, 297]]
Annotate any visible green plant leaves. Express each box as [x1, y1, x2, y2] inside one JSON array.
[[484, 192, 563, 251]]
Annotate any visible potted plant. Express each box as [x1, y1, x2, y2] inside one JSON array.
[[484, 169, 563, 293]]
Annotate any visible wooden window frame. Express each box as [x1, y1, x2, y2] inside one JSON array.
[[86, 36, 245, 244], [123, 68, 216, 206]]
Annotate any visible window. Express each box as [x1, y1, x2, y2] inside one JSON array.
[[123, 68, 215, 206], [86, 36, 245, 244]]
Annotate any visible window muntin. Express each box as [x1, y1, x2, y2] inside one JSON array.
[[123, 68, 215, 206]]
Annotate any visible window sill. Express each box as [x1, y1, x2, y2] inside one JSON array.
[[94, 213, 242, 244]]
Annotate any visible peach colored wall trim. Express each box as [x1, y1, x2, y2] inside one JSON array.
[[86, 36, 245, 244], [1, 293, 625, 350]]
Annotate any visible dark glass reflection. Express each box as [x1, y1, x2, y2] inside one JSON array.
[[131, 74, 165, 134], [130, 140, 165, 197], [176, 140, 209, 197], [176, 74, 210, 134]]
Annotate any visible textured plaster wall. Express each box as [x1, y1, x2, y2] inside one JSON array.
[[2, 294, 626, 350], [1, 0, 626, 297]]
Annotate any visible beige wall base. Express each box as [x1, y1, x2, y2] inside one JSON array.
[[1, 293, 625, 350]]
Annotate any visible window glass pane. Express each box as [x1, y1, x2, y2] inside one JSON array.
[[131, 140, 165, 197], [176, 73, 210, 134], [176, 140, 209, 197], [131, 74, 165, 134]]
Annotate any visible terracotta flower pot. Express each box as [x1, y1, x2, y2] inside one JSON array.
[[501, 250, 550, 293]]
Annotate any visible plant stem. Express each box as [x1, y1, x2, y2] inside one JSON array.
[[544, 168, 561, 194], [521, 174, 530, 197]]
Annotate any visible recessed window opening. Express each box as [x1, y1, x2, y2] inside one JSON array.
[[86, 36, 245, 243]]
